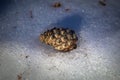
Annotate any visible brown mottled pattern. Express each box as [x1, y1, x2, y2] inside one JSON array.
[[40, 27, 78, 52]]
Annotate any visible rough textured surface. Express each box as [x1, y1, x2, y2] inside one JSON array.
[[0, 0, 120, 80], [40, 27, 78, 52]]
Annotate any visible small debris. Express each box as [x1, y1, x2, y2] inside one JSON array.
[[25, 55, 29, 58], [13, 26, 17, 28], [65, 8, 70, 12], [52, 2, 62, 8], [48, 53, 56, 57], [17, 74, 22, 80], [29, 10, 33, 18], [15, 12, 19, 15], [99, 0, 106, 6]]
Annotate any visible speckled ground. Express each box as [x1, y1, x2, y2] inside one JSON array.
[[0, 0, 120, 80]]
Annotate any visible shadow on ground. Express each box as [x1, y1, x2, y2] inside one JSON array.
[[0, 0, 14, 13], [51, 14, 83, 32]]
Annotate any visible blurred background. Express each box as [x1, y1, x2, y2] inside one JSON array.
[[0, 0, 120, 80]]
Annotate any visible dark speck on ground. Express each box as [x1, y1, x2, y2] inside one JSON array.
[[99, 0, 106, 6], [13, 26, 17, 29], [65, 8, 70, 12], [29, 10, 33, 18], [25, 55, 29, 58], [17, 74, 22, 80], [52, 2, 62, 8]]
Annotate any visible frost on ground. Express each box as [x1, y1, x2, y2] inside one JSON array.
[[0, 0, 120, 80]]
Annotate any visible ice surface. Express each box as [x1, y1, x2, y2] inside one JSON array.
[[0, 0, 120, 80]]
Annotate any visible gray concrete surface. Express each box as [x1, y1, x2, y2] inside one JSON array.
[[0, 0, 120, 80]]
